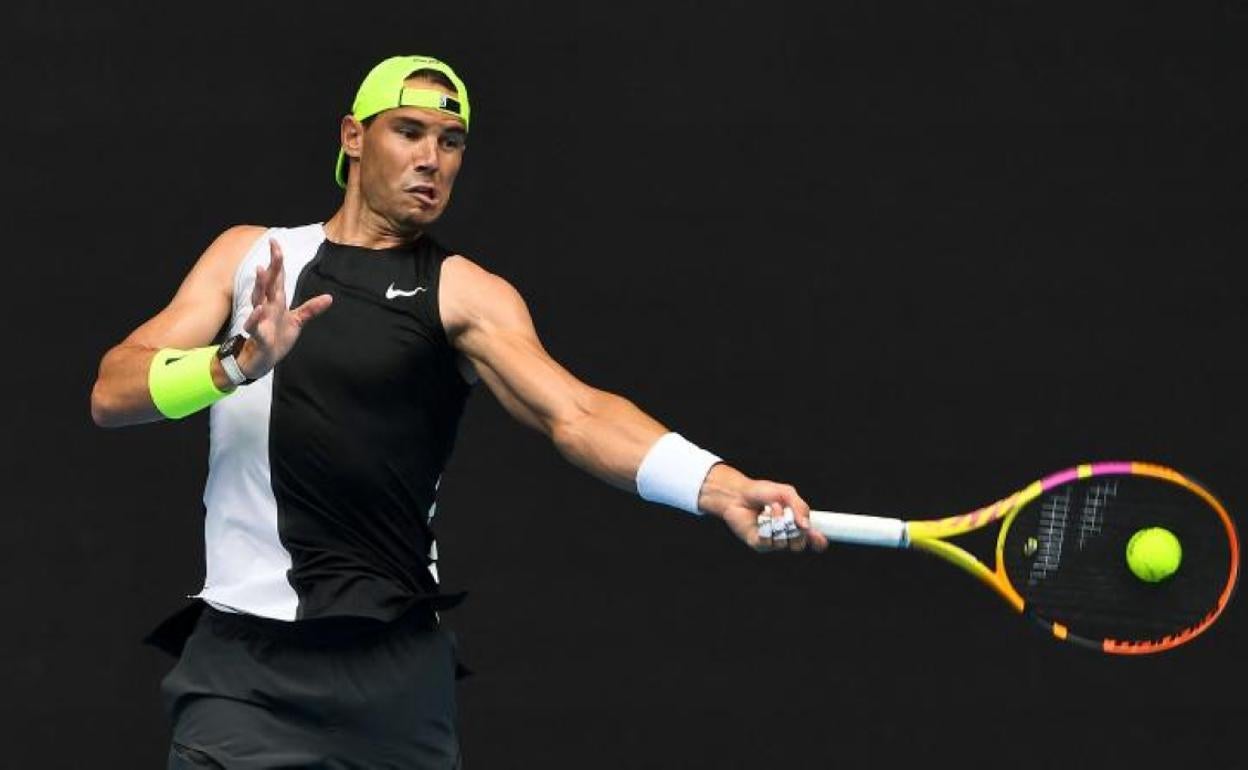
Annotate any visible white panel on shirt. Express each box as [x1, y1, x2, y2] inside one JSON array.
[[195, 223, 326, 620]]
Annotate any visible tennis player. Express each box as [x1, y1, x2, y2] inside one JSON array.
[[90, 54, 828, 768]]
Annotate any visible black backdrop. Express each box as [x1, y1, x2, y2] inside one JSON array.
[[7, 1, 1246, 767]]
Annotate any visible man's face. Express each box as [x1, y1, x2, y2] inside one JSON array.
[[352, 78, 467, 232]]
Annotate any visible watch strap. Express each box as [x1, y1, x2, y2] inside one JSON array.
[[219, 352, 249, 387], [216, 334, 255, 386]]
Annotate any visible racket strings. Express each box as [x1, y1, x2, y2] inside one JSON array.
[[1002, 476, 1233, 645]]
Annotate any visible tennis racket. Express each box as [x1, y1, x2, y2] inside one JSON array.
[[809, 461, 1239, 654]]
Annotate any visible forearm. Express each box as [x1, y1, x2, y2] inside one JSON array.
[[90, 343, 237, 428], [549, 390, 671, 494], [550, 391, 751, 519]]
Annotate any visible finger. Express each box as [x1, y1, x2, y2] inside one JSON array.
[[270, 241, 287, 305], [290, 294, 333, 326], [764, 504, 786, 547], [771, 505, 798, 551], [788, 495, 811, 528], [781, 506, 807, 552], [251, 264, 267, 308], [242, 304, 266, 336], [763, 503, 787, 553], [782, 492, 828, 552], [266, 241, 285, 302], [755, 504, 775, 553], [806, 521, 829, 552], [799, 511, 829, 553]]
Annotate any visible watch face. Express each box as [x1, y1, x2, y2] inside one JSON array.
[[219, 335, 244, 358]]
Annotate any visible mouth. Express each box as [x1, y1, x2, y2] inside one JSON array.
[[405, 184, 438, 204]]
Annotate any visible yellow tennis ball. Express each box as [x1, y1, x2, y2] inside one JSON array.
[[1126, 527, 1182, 583]]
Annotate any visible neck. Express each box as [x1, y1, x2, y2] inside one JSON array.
[[323, 183, 423, 249]]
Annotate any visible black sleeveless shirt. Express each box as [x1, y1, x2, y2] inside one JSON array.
[[192, 223, 473, 623]]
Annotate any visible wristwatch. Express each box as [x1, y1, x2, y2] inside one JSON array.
[[216, 334, 256, 387]]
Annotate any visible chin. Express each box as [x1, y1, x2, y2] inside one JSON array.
[[413, 206, 444, 224], [395, 210, 441, 233]]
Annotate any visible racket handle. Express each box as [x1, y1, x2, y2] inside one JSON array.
[[809, 511, 908, 548]]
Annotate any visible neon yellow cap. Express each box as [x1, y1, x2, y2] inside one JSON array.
[[334, 55, 471, 188]]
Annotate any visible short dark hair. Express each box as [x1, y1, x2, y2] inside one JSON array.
[[406, 68, 458, 95]]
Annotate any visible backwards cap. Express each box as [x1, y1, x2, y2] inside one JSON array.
[[334, 55, 471, 188]]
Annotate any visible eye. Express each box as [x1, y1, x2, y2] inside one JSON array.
[[440, 134, 466, 151]]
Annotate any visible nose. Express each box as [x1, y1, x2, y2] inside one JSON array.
[[413, 134, 440, 174]]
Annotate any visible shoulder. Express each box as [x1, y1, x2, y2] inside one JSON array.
[[198, 224, 268, 273], [439, 254, 531, 340], [206, 224, 268, 259], [209, 222, 325, 257], [178, 224, 268, 298], [198, 222, 328, 286], [440, 253, 501, 289]]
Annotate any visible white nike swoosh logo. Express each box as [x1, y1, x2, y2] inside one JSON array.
[[386, 283, 427, 299]]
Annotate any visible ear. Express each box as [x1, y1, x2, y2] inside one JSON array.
[[340, 114, 365, 161]]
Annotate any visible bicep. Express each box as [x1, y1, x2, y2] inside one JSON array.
[[120, 225, 264, 351], [470, 327, 598, 435], [447, 262, 597, 435]]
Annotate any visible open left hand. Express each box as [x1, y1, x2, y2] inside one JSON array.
[[238, 238, 333, 379]]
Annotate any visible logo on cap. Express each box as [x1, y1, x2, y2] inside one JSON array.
[[438, 95, 462, 115]]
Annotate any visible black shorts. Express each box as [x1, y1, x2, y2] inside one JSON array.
[[160, 603, 464, 769]]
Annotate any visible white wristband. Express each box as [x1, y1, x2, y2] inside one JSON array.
[[635, 432, 722, 516]]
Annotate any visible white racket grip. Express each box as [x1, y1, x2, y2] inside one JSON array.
[[810, 511, 909, 548]]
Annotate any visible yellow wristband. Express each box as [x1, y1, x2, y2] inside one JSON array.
[[148, 346, 228, 419]]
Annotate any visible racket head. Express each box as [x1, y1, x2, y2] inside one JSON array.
[[985, 462, 1240, 654]]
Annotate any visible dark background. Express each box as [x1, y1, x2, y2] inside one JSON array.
[[6, 0, 1246, 767]]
